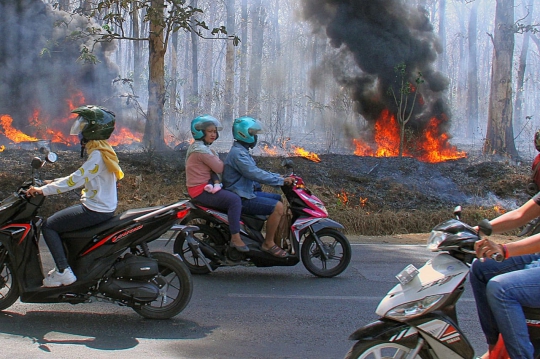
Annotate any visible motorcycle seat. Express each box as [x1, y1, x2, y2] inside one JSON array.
[[60, 205, 165, 239], [523, 306, 540, 320]]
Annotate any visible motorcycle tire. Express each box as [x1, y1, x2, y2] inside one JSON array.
[[301, 228, 351, 278], [174, 224, 223, 274], [0, 249, 20, 311], [132, 252, 193, 320], [345, 340, 429, 359]]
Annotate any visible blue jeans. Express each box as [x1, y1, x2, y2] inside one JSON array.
[[42, 204, 114, 271], [470, 255, 540, 359], [241, 192, 282, 216]]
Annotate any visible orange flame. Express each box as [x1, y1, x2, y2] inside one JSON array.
[[109, 127, 142, 146], [353, 109, 466, 163], [0, 114, 39, 142], [337, 190, 349, 205], [494, 205, 506, 214], [292, 146, 321, 163], [261, 144, 279, 156], [0, 145, 5, 152]]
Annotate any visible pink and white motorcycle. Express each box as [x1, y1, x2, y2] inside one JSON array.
[[172, 159, 351, 278]]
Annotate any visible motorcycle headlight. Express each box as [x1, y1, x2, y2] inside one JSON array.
[[427, 230, 449, 251], [385, 294, 445, 320]]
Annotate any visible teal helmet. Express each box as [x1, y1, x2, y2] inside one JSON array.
[[232, 116, 263, 145], [70, 105, 115, 141], [191, 115, 222, 140]]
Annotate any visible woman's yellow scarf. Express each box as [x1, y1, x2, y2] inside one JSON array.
[[85, 140, 124, 180]]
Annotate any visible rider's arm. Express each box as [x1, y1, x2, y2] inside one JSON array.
[[489, 196, 540, 233], [39, 151, 106, 196], [476, 194, 540, 259]]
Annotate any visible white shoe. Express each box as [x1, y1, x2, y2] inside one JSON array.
[[42, 267, 77, 287]]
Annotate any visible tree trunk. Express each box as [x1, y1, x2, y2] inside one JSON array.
[[514, 1, 534, 134], [247, 0, 265, 117], [238, 0, 248, 116], [466, 0, 479, 139], [437, 0, 446, 71], [223, 0, 235, 127], [131, 1, 142, 94], [144, 0, 167, 150], [483, 0, 517, 158], [190, 0, 199, 120]]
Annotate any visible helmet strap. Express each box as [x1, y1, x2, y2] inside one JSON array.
[[80, 137, 89, 158]]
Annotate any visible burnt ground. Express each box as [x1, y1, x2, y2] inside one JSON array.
[[0, 147, 532, 238]]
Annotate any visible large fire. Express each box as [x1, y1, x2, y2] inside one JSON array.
[[353, 109, 466, 163], [0, 93, 142, 148]]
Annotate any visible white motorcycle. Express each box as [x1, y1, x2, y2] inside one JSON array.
[[345, 206, 540, 359]]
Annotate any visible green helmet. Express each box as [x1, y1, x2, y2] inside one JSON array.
[[70, 105, 115, 141], [190, 115, 222, 140], [232, 116, 263, 144], [535, 129, 540, 152]]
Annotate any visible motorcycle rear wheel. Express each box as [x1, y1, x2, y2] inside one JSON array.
[[132, 252, 193, 320], [345, 340, 428, 359], [174, 224, 222, 274], [0, 248, 19, 311], [301, 228, 351, 278]]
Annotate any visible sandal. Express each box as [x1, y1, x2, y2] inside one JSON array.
[[262, 244, 288, 258]]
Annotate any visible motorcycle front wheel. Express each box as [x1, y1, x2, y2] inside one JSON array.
[[133, 252, 193, 320], [0, 247, 19, 311], [345, 340, 429, 359], [301, 228, 351, 278]]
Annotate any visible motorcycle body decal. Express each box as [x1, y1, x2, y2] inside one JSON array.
[[1, 224, 32, 244], [417, 319, 462, 344], [81, 224, 144, 255], [418, 272, 464, 292], [206, 209, 230, 224], [390, 327, 419, 341]]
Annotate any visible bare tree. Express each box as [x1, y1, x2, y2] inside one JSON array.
[[483, 0, 517, 158], [466, 0, 479, 139], [389, 63, 424, 158], [223, 0, 235, 127]]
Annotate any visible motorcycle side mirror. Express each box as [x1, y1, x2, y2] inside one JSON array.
[[478, 219, 492, 236], [46, 152, 58, 163], [281, 158, 294, 169], [31, 157, 44, 169], [453, 205, 462, 219]]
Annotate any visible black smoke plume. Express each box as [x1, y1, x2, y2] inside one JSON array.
[[301, 0, 450, 134], [0, 0, 118, 138]]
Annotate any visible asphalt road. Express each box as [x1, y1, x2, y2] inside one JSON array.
[[0, 239, 486, 359]]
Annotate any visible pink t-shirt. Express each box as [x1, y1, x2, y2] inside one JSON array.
[[186, 152, 223, 198]]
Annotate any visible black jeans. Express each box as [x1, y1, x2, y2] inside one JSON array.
[[41, 204, 114, 270]]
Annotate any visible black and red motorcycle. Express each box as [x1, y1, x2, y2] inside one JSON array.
[[0, 152, 194, 319], [173, 159, 351, 278]]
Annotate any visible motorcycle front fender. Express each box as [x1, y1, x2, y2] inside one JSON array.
[[295, 218, 344, 234]]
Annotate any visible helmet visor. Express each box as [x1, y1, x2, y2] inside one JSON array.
[[247, 119, 264, 135], [195, 118, 223, 132], [70, 116, 88, 136]]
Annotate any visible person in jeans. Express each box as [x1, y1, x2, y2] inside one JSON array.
[[185, 115, 248, 252], [26, 105, 123, 287], [223, 116, 293, 258], [471, 191, 540, 359]]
